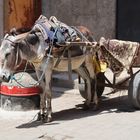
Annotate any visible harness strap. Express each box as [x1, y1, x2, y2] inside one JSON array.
[[15, 46, 19, 68]]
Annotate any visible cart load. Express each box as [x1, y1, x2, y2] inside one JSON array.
[[98, 37, 140, 109], [99, 37, 140, 76]]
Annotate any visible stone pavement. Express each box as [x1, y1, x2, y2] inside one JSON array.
[[0, 70, 140, 140]]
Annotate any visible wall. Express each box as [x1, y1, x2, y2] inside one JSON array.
[[43, 0, 116, 40]]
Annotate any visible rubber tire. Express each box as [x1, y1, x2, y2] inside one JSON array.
[[128, 72, 140, 109], [79, 72, 105, 99]]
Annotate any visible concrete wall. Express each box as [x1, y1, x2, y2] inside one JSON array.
[[0, 0, 3, 38], [43, 0, 116, 40]]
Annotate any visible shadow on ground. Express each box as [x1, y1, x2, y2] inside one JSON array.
[[16, 92, 139, 129]]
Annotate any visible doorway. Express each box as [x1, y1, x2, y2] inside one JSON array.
[[117, 0, 140, 41], [4, 0, 41, 32]]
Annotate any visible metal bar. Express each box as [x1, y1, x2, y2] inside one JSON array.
[[104, 76, 113, 86], [104, 69, 140, 90], [104, 83, 128, 90], [113, 74, 116, 89], [57, 41, 98, 47]]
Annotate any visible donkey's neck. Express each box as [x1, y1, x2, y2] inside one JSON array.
[[19, 40, 40, 61]]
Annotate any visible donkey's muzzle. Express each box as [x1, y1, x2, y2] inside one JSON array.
[[1, 74, 11, 82], [0, 73, 11, 82]]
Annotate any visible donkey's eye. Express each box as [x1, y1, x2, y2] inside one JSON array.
[[5, 53, 10, 58]]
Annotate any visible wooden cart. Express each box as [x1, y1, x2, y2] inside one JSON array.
[[64, 39, 140, 109]]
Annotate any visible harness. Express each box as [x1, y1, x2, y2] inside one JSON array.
[[34, 15, 78, 45], [31, 15, 79, 81], [34, 21, 54, 41], [4, 38, 21, 70]]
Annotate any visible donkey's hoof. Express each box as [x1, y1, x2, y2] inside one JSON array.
[[40, 113, 52, 123], [75, 103, 89, 110], [42, 116, 52, 123], [36, 112, 41, 121], [92, 104, 99, 111], [47, 117, 53, 123]]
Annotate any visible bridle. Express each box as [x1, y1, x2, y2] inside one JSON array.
[[5, 38, 16, 46], [4, 36, 22, 69]]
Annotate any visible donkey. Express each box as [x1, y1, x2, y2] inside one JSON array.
[[0, 17, 98, 122]]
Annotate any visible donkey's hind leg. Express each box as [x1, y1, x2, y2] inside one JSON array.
[[85, 53, 99, 110], [90, 77, 99, 110]]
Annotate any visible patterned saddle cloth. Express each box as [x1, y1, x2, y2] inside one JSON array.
[[32, 15, 80, 57], [33, 15, 78, 44], [99, 37, 140, 75]]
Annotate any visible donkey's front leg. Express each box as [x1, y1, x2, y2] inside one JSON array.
[[37, 72, 53, 123], [38, 86, 52, 123], [36, 57, 53, 123], [46, 89, 52, 122], [35, 70, 52, 123], [35, 70, 46, 122], [43, 60, 53, 123]]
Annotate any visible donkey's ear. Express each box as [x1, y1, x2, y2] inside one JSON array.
[[10, 28, 17, 36], [26, 33, 39, 45]]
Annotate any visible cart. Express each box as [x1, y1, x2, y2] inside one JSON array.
[[63, 38, 140, 109]]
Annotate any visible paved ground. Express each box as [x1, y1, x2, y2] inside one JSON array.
[[0, 70, 140, 140]]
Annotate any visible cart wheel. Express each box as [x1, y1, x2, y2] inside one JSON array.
[[79, 72, 105, 99], [128, 71, 140, 109]]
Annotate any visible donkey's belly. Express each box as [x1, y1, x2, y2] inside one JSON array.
[[53, 55, 85, 71]]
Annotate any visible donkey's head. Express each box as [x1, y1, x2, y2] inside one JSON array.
[[0, 29, 30, 82], [0, 33, 19, 82], [0, 27, 47, 82]]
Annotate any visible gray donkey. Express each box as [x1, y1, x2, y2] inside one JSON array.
[[0, 15, 98, 122]]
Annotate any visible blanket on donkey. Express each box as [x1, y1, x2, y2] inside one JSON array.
[[99, 37, 140, 75], [34, 15, 78, 44], [30, 15, 79, 67]]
